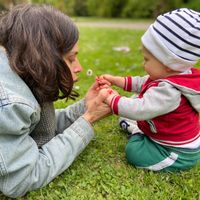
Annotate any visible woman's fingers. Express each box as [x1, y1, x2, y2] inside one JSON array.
[[95, 89, 110, 105]]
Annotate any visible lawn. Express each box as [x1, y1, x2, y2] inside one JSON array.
[[1, 26, 200, 200], [73, 16, 153, 23]]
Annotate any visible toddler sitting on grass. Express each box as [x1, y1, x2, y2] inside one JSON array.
[[97, 8, 200, 172]]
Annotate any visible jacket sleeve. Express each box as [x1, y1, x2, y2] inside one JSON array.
[[0, 101, 94, 198], [111, 81, 182, 120], [55, 99, 86, 133], [124, 75, 149, 93]]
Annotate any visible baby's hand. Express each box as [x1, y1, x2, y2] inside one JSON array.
[[99, 88, 119, 105], [96, 76, 111, 90], [98, 74, 125, 89], [97, 74, 115, 85]]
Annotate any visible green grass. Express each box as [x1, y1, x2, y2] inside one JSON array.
[[72, 16, 153, 23], [1, 27, 200, 200]]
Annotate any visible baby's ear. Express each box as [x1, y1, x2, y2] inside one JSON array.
[[165, 66, 174, 72], [166, 66, 180, 74], [165, 67, 172, 72]]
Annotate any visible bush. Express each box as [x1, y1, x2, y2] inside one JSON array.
[[121, 0, 156, 18], [86, 0, 103, 17], [73, 0, 88, 16], [121, 0, 183, 18], [32, 0, 200, 18], [87, 0, 127, 17], [181, 0, 200, 12]]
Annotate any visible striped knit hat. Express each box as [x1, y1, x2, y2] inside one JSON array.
[[141, 8, 200, 72]]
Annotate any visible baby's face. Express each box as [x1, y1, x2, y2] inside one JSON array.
[[142, 46, 173, 80]]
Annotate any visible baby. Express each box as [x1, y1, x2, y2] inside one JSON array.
[[97, 8, 200, 172]]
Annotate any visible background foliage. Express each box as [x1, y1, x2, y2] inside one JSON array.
[[33, 0, 200, 18], [0, 0, 199, 199], [1, 21, 200, 200], [1, 0, 200, 18]]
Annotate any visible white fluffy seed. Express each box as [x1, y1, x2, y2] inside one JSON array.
[[87, 69, 93, 76]]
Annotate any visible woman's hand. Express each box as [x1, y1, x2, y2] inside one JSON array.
[[83, 90, 112, 124], [84, 80, 100, 103], [85, 78, 111, 103]]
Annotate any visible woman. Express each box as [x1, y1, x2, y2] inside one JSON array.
[[0, 4, 111, 198]]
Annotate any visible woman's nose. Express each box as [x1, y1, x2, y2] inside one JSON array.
[[74, 60, 82, 73]]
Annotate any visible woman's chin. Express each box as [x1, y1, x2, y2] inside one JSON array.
[[73, 78, 79, 83]]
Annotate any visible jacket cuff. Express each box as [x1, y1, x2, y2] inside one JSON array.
[[124, 76, 132, 91], [110, 95, 121, 115], [70, 116, 94, 146]]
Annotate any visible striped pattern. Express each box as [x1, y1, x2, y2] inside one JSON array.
[[141, 152, 178, 171], [141, 8, 200, 72], [154, 8, 200, 61], [110, 95, 121, 115], [123, 77, 132, 91], [151, 131, 200, 148]]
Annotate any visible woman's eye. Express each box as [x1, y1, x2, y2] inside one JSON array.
[[68, 58, 76, 63], [68, 56, 76, 63]]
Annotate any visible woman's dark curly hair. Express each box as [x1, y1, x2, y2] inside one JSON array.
[[0, 4, 79, 104]]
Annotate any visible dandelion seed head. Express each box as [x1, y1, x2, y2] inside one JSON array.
[[87, 69, 93, 76]]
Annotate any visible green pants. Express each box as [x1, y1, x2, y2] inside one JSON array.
[[125, 134, 200, 172]]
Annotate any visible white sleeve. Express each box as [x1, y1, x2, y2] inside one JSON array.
[[131, 75, 149, 93], [117, 82, 181, 120]]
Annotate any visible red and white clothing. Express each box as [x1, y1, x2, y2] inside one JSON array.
[[110, 68, 200, 149]]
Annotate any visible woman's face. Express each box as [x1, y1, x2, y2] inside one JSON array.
[[63, 42, 82, 82]]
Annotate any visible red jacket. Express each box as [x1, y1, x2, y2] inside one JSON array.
[[138, 68, 200, 146]]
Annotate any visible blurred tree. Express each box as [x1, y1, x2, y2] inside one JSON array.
[[121, 0, 153, 18], [87, 0, 127, 17], [182, 0, 200, 11], [86, 0, 100, 16], [121, 0, 189, 18], [100, 0, 127, 17], [73, 0, 88, 16], [15, 0, 200, 18], [32, 0, 67, 13], [0, 0, 31, 10], [153, 0, 183, 17]]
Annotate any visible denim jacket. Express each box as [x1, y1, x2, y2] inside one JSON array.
[[0, 47, 94, 198]]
